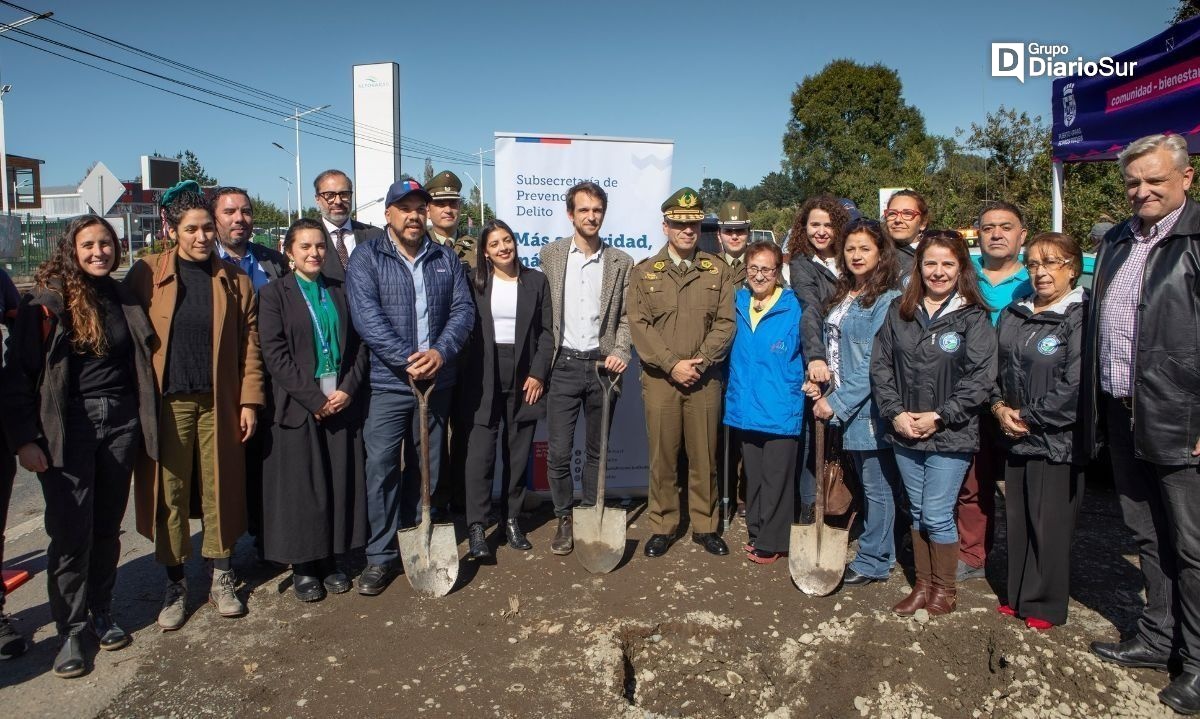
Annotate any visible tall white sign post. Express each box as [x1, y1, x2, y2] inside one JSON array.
[[352, 63, 401, 229]]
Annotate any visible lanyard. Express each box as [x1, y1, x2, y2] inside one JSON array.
[[299, 281, 333, 363]]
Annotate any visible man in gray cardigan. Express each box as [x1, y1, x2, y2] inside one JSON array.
[[538, 181, 634, 555]]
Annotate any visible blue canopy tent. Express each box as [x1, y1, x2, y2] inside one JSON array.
[[1050, 15, 1200, 230]]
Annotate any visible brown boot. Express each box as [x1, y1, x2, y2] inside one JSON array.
[[893, 529, 931, 616], [926, 541, 959, 616]]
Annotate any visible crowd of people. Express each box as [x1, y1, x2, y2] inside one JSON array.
[[0, 131, 1197, 715]]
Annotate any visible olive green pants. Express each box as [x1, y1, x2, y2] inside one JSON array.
[[642, 373, 721, 535], [156, 392, 228, 564]]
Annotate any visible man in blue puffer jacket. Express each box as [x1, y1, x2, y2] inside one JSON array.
[[347, 178, 474, 595]]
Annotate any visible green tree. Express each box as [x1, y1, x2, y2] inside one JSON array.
[[423, 158, 435, 183], [458, 184, 494, 236], [174, 150, 218, 186], [964, 106, 1046, 202], [250, 195, 289, 234], [783, 59, 936, 209], [1172, 0, 1199, 23], [699, 178, 737, 210]]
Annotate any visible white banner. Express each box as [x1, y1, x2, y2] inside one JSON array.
[[495, 132, 674, 497], [352, 63, 401, 229]]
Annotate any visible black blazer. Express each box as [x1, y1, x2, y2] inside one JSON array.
[[257, 272, 369, 428], [321, 220, 386, 282], [461, 269, 553, 425]]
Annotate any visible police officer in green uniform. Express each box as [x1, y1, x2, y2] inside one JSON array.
[[425, 170, 476, 269], [628, 188, 736, 558], [716, 200, 750, 286]]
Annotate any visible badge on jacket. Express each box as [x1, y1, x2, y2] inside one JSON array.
[[1037, 336, 1061, 355], [938, 333, 961, 353]]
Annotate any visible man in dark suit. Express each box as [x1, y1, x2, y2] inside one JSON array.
[[212, 186, 289, 290], [211, 186, 288, 561], [314, 169, 385, 281], [538, 181, 634, 555]]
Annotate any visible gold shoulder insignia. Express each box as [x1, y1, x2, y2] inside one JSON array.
[[699, 258, 713, 270], [653, 260, 666, 271]]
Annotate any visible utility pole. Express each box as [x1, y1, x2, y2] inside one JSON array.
[[282, 104, 330, 218], [472, 147, 494, 226]]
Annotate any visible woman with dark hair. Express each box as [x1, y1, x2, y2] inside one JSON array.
[[257, 219, 369, 601], [461, 219, 552, 560], [883, 190, 930, 276], [786, 194, 850, 521], [803, 219, 903, 587], [992, 232, 1087, 631], [126, 181, 264, 630], [870, 230, 996, 617], [3, 216, 157, 677], [725, 241, 806, 564]]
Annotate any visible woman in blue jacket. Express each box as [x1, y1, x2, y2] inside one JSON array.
[[724, 241, 806, 564], [804, 219, 902, 587]]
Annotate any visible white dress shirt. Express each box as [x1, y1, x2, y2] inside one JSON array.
[[562, 241, 604, 352], [323, 218, 358, 256]]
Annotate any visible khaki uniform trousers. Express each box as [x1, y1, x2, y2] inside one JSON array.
[[157, 393, 228, 564], [642, 372, 721, 535]]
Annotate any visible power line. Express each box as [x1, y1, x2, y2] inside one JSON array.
[[0, 32, 487, 168], [0, 0, 489, 166]]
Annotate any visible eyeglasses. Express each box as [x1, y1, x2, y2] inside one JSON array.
[[317, 191, 354, 202], [747, 266, 778, 278], [1025, 258, 1071, 271], [883, 209, 922, 221]]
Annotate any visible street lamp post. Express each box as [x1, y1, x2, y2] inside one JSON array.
[[282, 104, 331, 219], [472, 147, 494, 226], [279, 176, 293, 223]]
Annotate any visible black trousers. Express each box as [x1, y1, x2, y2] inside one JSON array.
[[38, 395, 139, 636], [1107, 397, 1200, 672], [1004, 456, 1083, 625], [465, 344, 536, 527], [0, 439, 14, 611], [742, 431, 797, 554], [546, 353, 616, 516]]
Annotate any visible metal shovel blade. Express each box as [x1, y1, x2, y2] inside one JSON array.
[[573, 503, 626, 574], [396, 519, 459, 597], [789, 521, 849, 597]]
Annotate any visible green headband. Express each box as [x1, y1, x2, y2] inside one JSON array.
[[159, 179, 202, 209]]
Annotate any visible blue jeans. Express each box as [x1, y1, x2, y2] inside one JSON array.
[[892, 446, 971, 544], [363, 388, 450, 565], [847, 449, 902, 578]]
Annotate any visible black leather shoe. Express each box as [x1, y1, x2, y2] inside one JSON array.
[[91, 611, 130, 651], [551, 516, 574, 555], [1161, 672, 1200, 715], [0, 613, 27, 659], [692, 532, 729, 556], [468, 523, 493, 560], [293, 574, 327, 603], [53, 633, 86, 678], [644, 534, 673, 558], [1090, 636, 1171, 671], [357, 564, 395, 596], [323, 570, 351, 594], [841, 566, 885, 587], [506, 519, 532, 551]]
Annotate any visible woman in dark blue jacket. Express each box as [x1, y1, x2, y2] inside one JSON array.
[[725, 241, 806, 564], [870, 231, 997, 618], [991, 232, 1087, 631], [804, 219, 902, 587]]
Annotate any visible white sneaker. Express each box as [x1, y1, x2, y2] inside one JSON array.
[[157, 579, 188, 631], [209, 568, 246, 618]]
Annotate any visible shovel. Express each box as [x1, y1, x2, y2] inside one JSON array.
[[789, 419, 850, 596], [573, 362, 626, 574], [396, 377, 459, 597]]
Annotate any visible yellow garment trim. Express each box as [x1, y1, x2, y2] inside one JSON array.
[[749, 287, 783, 331]]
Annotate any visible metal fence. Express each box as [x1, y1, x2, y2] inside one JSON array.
[[0, 216, 74, 282]]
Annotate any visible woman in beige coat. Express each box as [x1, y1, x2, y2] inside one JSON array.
[[126, 182, 264, 630]]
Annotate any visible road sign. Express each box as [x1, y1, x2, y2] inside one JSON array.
[[80, 162, 123, 216]]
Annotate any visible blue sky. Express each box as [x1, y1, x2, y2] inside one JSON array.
[[0, 0, 1182, 212]]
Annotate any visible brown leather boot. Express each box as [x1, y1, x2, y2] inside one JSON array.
[[893, 529, 931, 616], [926, 541, 959, 616]]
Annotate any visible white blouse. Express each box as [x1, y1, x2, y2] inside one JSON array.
[[490, 276, 519, 345]]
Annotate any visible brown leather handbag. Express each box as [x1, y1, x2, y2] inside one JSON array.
[[822, 423, 856, 517]]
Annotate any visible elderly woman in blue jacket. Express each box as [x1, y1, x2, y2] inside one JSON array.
[[724, 241, 806, 565], [803, 219, 902, 588]]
